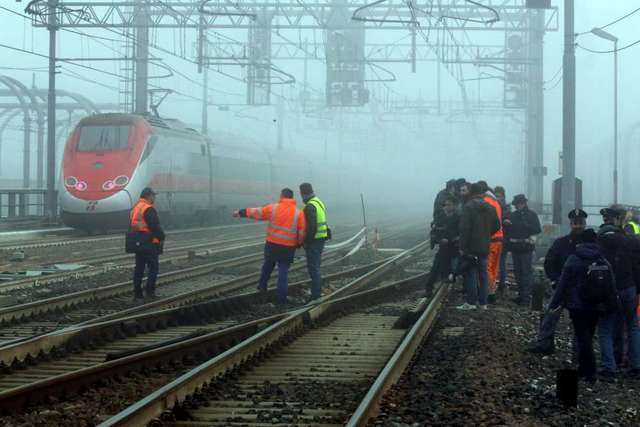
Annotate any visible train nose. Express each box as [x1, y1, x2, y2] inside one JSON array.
[[60, 187, 135, 214], [60, 189, 135, 230]]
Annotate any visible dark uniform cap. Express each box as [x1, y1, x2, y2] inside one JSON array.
[[568, 208, 587, 220], [600, 204, 625, 217], [511, 194, 528, 206], [140, 187, 156, 198]]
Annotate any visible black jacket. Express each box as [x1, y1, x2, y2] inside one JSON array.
[[544, 231, 591, 282], [504, 207, 541, 253], [143, 207, 165, 243], [459, 196, 500, 257], [433, 189, 458, 222], [597, 224, 640, 292], [430, 211, 460, 255]]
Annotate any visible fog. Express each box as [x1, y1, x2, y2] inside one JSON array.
[[1, 1, 639, 219]]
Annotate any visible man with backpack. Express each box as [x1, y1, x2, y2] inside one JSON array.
[[548, 229, 617, 383], [596, 206, 640, 377], [528, 208, 590, 355]]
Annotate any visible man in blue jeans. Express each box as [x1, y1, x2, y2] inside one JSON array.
[[596, 206, 640, 377], [457, 182, 500, 310], [300, 183, 330, 302]]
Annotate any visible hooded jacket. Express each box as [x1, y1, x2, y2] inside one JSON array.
[[549, 242, 615, 311], [597, 224, 640, 292], [459, 196, 500, 257]]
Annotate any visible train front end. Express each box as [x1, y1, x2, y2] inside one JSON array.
[[59, 114, 152, 231]]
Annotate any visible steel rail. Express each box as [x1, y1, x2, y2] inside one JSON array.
[[0, 242, 266, 325], [0, 228, 364, 349], [346, 281, 451, 426], [0, 257, 388, 365], [0, 223, 261, 252], [98, 241, 428, 427], [0, 257, 393, 411], [0, 233, 264, 293]]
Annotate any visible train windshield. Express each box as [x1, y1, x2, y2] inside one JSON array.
[[77, 125, 130, 152]]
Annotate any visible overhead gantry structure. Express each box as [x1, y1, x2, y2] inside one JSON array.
[[21, 0, 557, 215]]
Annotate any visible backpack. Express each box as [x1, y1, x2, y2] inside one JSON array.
[[579, 258, 617, 306]]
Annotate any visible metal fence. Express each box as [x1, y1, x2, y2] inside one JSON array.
[[0, 190, 50, 219]]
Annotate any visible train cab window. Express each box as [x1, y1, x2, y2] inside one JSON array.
[[77, 125, 130, 152]]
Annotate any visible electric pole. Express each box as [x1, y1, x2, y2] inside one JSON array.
[[46, 0, 58, 219], [134, 0, 149, 114], [561, 0, 576, 224]]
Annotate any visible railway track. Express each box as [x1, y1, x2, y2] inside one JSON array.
[[0, 224, 264, 278], [0, 224, 258, 253], [0, 240, 428, 418], [0, 227, 372, 348], [0, 232, 265, 298], [88, 242, 441, 427]]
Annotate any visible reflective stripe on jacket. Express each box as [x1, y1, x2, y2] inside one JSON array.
[[483, 195, 503, 240], [308, 196, 328, 239], [246, 197, 306, 247], [130, 198, 160, 244]]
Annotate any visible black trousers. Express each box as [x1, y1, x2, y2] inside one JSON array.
[[569, 309, 600, 381], [425, 249, 457, 294], [133, 252, 159, 297]]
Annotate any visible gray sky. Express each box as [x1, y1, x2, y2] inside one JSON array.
[[0, 1, 639, 209]]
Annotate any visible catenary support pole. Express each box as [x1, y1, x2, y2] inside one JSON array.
[[134, 0, 149, 114], [46, 0, 58, 219], [561, 0, 576, 225]]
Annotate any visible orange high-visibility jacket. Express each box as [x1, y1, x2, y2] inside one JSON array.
[[130, 198, 161, 244], [483, 195, 504, 240], [246, 198, 306, 247]]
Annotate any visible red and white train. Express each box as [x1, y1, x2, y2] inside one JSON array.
[[60, 113, 359, 231]]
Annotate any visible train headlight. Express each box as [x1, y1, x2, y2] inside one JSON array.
[[114, 175, 129, 186], [65, 176, 78, 187], [102, 180, 115, 191], [75, 181, 87, 191]]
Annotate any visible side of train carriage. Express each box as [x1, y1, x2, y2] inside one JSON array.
[[59, 113, 364, 231]]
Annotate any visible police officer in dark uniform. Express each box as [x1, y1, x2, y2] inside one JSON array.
[[528, 208, 589, 354], [503, 194, 541, 305]]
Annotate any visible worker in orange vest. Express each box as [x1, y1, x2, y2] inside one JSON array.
[[233, 188, 306, 304], [128, 187, 165, 300], [478, 181, 503, 304]]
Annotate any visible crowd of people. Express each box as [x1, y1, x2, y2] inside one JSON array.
[[429, 178, 541, 310], [534, 205, 640, 383], [431, 178, 640, 383]]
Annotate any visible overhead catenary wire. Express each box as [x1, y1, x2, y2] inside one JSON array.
[[4, 4, 247, 100], [576, 39, 640, 54], [576, 6, 640, 36]]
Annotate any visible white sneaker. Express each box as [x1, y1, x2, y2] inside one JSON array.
[[478, 305, 488, 310], [456, 303, 477, 311]]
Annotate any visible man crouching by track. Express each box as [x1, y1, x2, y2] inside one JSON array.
[[233, 188, 306, 304], [126, 187, 165, 301]]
